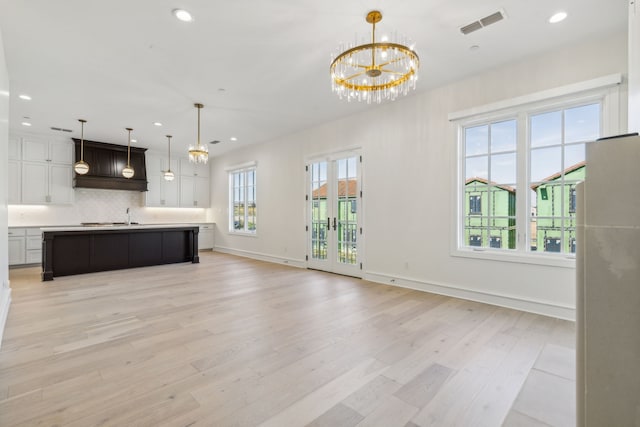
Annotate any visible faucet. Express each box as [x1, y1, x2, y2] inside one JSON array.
[[126, 207, 131, 225]]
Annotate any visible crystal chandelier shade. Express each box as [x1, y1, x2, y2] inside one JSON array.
[[188, 103, 208, 164], [330, 11, 419, 104]]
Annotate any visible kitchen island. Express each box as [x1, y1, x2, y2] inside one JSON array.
[[41, 224, 199, 281]]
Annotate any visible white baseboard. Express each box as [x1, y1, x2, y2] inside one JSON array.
[[0, 282, 12, 349], [213, 246, 307, 269], [364, 271, 575, 321], [210, 248, 575, 321]]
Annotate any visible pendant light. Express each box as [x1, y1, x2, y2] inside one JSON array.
[[188, 103, 208, 164], [163, 134, 175, 181], [122, 127, 135, 179], [73, 119, 90, 175]]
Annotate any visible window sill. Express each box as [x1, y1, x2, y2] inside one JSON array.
[[228, 231, 258, 238], [452, 247, 576, 268]]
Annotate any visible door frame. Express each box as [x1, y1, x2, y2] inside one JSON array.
[[305, 149, 364, 278]]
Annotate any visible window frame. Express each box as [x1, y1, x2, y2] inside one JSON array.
[[227, 162, 257, 236], [450, 74, 621, 267]]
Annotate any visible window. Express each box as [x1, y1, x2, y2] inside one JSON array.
[[469, 235, 482, 247], [229, 165, 256, 233], [463, 119, 517, 250], [453, 75, 620, 263], [469, 195, 481, 214]]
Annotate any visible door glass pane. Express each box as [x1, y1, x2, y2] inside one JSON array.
[[336, 157, 357, 265], [311, 162, 328, 260]]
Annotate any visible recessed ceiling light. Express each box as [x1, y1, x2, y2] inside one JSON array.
[[153, 122, 162, 126], [19, 94, 32, 100], [549, 11, 567, 24], [173, 9, 193, 22], [21, 122, 32, 127], [131, 139, 137, 143], [469, 45, 480, 51], [230, 137, 238, 142]]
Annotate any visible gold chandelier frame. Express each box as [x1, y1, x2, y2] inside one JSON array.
[[330, 11, 420, 102]]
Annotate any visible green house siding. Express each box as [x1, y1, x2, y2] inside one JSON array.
[[533, 164, 585, 253], [464, 179, 516, 249]]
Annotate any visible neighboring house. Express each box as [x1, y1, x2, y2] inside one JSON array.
[[464, 178, 516, 249], [310, 179, 358, 260], [531, 161, 586, 253]]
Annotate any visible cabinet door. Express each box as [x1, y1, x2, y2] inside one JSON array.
[[21, 162, 48, 204], [163, 177, 180, 207], [195, 162, 210, 178], [9, 137, 21, 160], [8, 237, 26, 265], [49, 140, 73, 165], [180, 175, 195, 207], [8, 160, 21, 203], [22, 138, 49, 162], [49, 164, 73, 204], [180, 158, 195, 176], [194, 176, 210, 208], [145, 174, 163, 207]]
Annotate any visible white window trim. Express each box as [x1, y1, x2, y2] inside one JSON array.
[[228, 163, 257, 236], [450, 75, 621, 268]]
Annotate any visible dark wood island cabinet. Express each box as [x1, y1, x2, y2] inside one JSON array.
[[41, 224, 199, 281]]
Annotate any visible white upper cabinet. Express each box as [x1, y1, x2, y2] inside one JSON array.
[[15, 135, 74, 205], [9, 137, 21, 160], [145, 151, 180, 207], [22, 137, 72, 164], [8, 160, 21, 204]]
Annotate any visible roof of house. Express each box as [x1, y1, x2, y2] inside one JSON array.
[[530, 161, 586, 190], [465, 177, 516, 194], [311, 179, 358, 198]]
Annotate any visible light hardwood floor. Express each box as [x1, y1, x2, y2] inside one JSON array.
[[0, 252, 576, 426]]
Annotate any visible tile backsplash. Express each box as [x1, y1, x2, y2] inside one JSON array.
[[8, 188, 210, 226]]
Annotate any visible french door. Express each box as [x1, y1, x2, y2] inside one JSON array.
[[307, 152, 362, 277]]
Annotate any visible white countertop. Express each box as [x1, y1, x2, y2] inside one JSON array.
[[40, 223, 204, 232]]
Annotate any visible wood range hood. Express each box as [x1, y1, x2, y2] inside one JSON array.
[[72, 139, 148, 192]]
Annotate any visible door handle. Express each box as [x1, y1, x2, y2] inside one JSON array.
[[327, 217, 331, 230], [333, 217, 337, 231]]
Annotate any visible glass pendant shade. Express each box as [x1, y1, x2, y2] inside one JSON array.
[[74, 160, 90, 175], [123, 127, 135, 179], [164, 134, 175, 181], [73, 119, 90, 175], [188, 103, 208, 164]]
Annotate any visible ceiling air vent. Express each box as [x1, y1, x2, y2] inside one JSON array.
[[51, 126, 73, 132], [460, 10, 506, 35], [209, 140, 221, 144]]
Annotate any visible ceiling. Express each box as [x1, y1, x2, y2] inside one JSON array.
[[0, 0, 627, 157]]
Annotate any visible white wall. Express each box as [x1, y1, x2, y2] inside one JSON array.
[[210, 31, 628, 320], [0, 25, 12, 347]]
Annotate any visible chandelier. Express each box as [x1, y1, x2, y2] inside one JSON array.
[[188, 103, 208, 164], [330, 10, 419, 104]]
